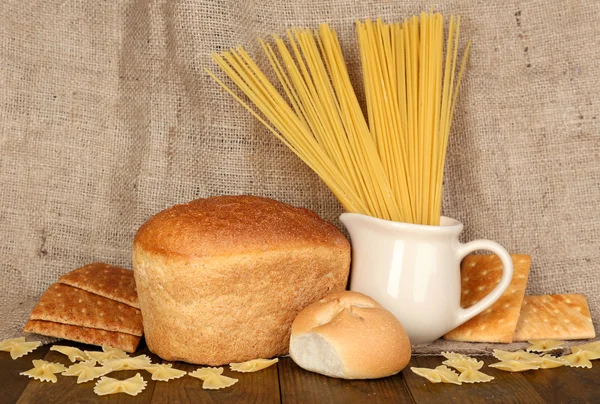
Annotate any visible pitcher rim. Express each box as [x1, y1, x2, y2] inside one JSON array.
[[339, 212, 463, 233]]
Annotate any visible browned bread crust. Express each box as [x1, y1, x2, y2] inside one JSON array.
[[133, 195, 350, 365], [134, 195, 350, 257]]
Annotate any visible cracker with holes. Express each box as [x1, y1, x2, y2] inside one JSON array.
[[24, 282, 143, 352], [513, 294, 595, 341], [59, 263, 139, 308], [444, 254, 531, 343], [27, 283, 143, 336], [24, 321, 141, 353]]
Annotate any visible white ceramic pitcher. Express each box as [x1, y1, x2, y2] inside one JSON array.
[[340, 213, 513, 345]]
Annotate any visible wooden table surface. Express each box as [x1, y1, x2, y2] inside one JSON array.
[[2, 341, 599, 403]]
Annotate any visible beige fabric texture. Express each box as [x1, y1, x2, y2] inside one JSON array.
[[1, 0, 598, 355]]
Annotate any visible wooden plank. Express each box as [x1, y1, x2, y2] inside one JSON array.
[[17, 341, 160, 404], [151, 359, 280, 403], [278, 357, 414, 404], [521, 358, 600, 404], [0, 343, 50, 404], [402, 356, 545, 404]]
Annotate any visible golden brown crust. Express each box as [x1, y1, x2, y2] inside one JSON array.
[[132, 196, 351, 365], [291, 291, 411, 379], [29, 283, 143, 336], [444, 254, 531, 343], [23, 320, 140, 353], [134, 195, 350, 258], [59, 263, 139, 309]]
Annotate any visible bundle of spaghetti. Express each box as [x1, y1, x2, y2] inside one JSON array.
[[206, 11, 470, 225]]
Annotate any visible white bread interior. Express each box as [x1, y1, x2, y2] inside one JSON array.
[[289, 291, 411, 379]]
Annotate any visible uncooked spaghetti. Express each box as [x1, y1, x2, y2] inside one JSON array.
[[206, 11, 470, 226]]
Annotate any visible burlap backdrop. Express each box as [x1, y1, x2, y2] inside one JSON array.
[[1, 0, 598, 354]]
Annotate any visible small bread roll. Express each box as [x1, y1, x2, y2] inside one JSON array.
[[289, 291, 411, 379]]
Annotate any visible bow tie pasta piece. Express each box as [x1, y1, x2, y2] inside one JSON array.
[[230, 358, 278, 373], [560, 351, 593, 368], [411, 367, 442, 383], [20, 360, 67, 383], [536, 355, 566, 369], [492, 349, 541, 362], [50, 345, 88, 362], [189, 367, 224, 380], [85, 346, 129, 363], [62, 360, 112, 383], [571, 340, 600, 354], [434, 366, 461, 385], [189, 367, 238, 390], [144, 364, 187, 381], [457, 367, 494, 383], [0, 337, 42, 360], [442, 358, 484, 372], [410, 366, 461, 385], [104, 355, 152, 371], [440, 352, 478, 362], [94, 373, 147, 396], [526, 340, 564, 353], [489, 360, 540, 372], [201, 374, 238, 390]]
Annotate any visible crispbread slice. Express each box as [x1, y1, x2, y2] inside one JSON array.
[[513, 294, 595, 341], [59, 263, 139, 308], [444, 254, 530, 343], [23, 320, 141, 353], [29, 283, 143, 336]]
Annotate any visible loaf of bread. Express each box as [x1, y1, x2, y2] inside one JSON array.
[[290, 291, 411, 379], [133, 195, 350, 365]]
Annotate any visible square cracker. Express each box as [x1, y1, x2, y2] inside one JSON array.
[[23, 320, 141, 353], [29, 283, 143, 336], [59, 263, 139, 308], [513, 294, 596, 341], [444, 254, 531, 343]]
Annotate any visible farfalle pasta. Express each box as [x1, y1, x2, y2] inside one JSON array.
[[20, 360, 67, 383], [492, 349, 541, 362], [94, 373, 147, 396], [537, 355, 566, 369], [440, 352, 477, 362], [526, 340, 564, 353], [50, 345, 88, 362], [62, 360, 112, 383], [230, 358, 279, 373], [489, 360, 540, 372], [104, 355, 151, 371], [560, 351, 593, 369], [0, 337, 41, 360], [144, 364, 187, 381], [189, 367, 238, 390], [85, 346, 129, 363], [411, 365, 461, 385], [443, 358, 493, 383]]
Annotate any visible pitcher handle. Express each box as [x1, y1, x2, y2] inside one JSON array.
[[453, 240, 514, 328]]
